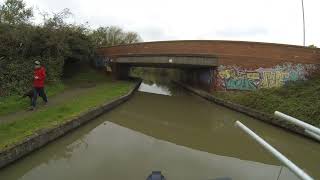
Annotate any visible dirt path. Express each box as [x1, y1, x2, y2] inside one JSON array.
[[0, 65, 113, 124], [0, 85, 98, 124]]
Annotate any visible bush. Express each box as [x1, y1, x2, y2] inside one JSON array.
[[0, 23, 68, 95], [0, 22, 94, 95], [0, 0, 142, 97]]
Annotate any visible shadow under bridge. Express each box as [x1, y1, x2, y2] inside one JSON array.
[[110, 55, 219, 91]]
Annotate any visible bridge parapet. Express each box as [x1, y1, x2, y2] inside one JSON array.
[[115, 55, 218, 68], [97, 40, 320, 92], [97, 40, 320, 68]]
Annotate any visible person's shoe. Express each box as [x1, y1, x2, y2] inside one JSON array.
[[44, 101, 48, 106], [29, 106, 35, 111]]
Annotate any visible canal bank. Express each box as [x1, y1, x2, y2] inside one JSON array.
[[174, 81, 311, 139], [0, 68, 141, 169], [213, 75, 320, 129], [0, 76, 319, 180]]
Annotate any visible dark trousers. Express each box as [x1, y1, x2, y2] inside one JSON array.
[[32, 87, 48, 107]]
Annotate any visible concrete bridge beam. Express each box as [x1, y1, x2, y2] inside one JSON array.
[[116, 55, 218, 67]]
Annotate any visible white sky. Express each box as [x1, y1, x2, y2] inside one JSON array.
[[3, 0, 320, 46]]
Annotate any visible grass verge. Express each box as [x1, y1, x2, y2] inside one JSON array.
[[0, 81, 134, 149], [213, 75, 320, 127], [0, 65, 135, 150], [0, 65, 108, 116], [0, 83, 65, 116]]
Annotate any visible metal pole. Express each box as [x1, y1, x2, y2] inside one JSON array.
[[235, 121, 314, 180], [274, 111, 320, 136], [301, 0, 306, 46], [305, 130, 320, 142]]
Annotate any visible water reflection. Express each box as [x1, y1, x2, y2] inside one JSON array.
[[131, 67, 185, 96], [0, 75, 319, 180], [0, 122, 299, 180], [138, 82, 172, 96]]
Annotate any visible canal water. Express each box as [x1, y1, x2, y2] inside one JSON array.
[[1, 76, 320, 180]]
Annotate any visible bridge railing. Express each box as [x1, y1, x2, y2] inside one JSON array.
[[274, 111, 320, 142], [235, 121, 314, 180]]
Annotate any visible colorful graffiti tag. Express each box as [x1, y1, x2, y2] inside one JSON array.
[[259, 71, 289, 88], [216, 63, 317, 91], [218, 70, 259, 90]]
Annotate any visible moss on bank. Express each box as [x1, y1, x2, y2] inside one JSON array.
[[213, 75, 320, 127]]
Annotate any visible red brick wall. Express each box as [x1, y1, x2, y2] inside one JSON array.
[[97, 40, 320, 69]]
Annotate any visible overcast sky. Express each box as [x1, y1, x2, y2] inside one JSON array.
[[5, 0, 319, 46]]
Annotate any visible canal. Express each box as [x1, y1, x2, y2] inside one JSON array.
[[0, 72, 319, 180]]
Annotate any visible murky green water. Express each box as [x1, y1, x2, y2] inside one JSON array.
[[0, 78, 319, 180]]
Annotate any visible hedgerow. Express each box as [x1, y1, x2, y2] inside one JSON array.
[[0, 0, 141, 96]]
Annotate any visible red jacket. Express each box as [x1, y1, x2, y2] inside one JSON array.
[[33, 67, 46, 87]]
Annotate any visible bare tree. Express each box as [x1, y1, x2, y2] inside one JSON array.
[[90, 26, 142, 47], [0, 0, 33, 25], [43, 8, 72, 28], [123, 31, 142, 44]]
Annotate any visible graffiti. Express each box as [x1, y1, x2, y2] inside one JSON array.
[[218, 69, 235, 79], [259, 71, 289, 88], [216, 63, 317, 91], [217, 68, 259, 90], [226, 78, 257, 90], [246, 72, 260, 80]]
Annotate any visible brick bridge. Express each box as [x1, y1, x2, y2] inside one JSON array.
[[96, 40, 320, 91]]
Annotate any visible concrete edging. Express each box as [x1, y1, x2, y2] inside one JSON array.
[[0, 80, 142, 169], [175, 81, 314, 139]]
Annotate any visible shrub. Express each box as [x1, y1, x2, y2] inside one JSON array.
[[0, 0, 142, 97]]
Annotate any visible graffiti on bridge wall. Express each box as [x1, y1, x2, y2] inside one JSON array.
[[218, 69, 260, 90], [259, 71, 289, 88], [216, 63, 317, 91]]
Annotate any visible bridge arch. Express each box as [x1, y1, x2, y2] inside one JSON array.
[[96, 40, 320, 91]]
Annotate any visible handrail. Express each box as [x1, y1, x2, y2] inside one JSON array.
[[304, 130, 320, 141], [274, 111, 320, 138], [235, 121, 314, 180]]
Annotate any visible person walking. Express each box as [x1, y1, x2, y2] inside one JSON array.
[[30, 60, 48, 110]]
